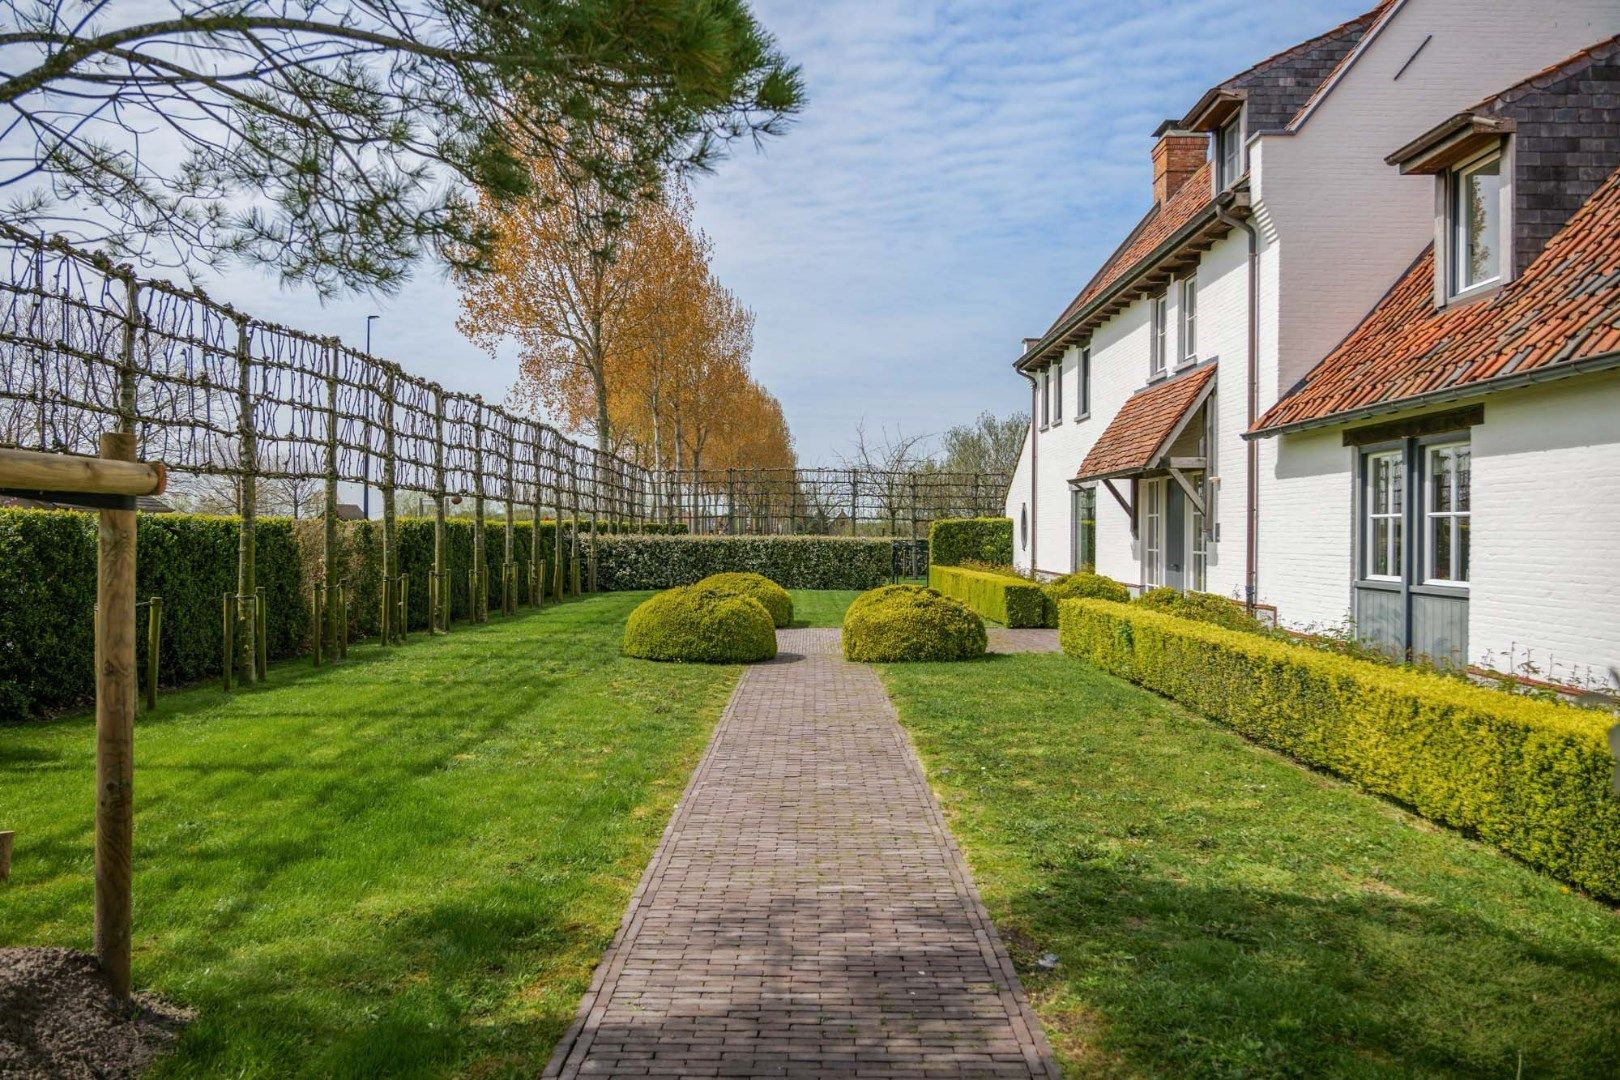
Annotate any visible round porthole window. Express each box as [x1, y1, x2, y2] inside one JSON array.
[[1020, 504, 1029, 550]]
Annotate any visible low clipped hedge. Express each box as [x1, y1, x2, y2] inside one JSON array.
[[697, 572, 793, 628], [929, 517, 1013, 568], [929, 564, 1051, 628], [1058, 598, 1620, 901], [1045, 570, 1130, 605], [595, 535, 896, 590], [843, 585, 986, 662], [1134, 586, 1264, 634], [621, 586, 777, 663]]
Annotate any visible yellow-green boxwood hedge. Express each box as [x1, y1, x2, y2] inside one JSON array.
[[928, 564, 1051, 628], [928, 517, 1013, 568], [621, 586, 778, 663], [1058, 598, 1620, 900], [842, 584, 987, 662], [696, 572, 793, 628]]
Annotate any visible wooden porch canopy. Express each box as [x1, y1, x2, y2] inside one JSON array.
[[1074, 364, 1215, 521]]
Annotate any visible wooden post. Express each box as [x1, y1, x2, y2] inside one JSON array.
[[850, 474, 858, 537], [311, 584, 323, 668], [323, 341, 340, 663], [433, 388, 448, 634], [338, 587, 348, 660], [551, 475, 564, 601], [221, 593, 235, 692], [95, 430, 138, 1000], [0, 830, 12, 882], [234, 316, 257, 685], [379, 366, 399, 645], [568, 461, 582, 597], [398, 573, 409, 641], [472, 399, 488, 623], [145, 596, 161, 711], [255, 586, 267, 679]]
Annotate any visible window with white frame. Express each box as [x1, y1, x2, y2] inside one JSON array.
[[1142, 479, 1164, 586], [1053, 354, 1063, 422], [1449, 149, 1504, 298], [1077, 346, 1091, 418], [1364, 450, 1404, 581], [1425, 443, 1471, 584], [1216, 115, 1243, 189], [1179, 275, 1197, 366], [1150, 293, 1168, 378]]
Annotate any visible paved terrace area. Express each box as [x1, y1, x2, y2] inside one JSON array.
[[545, 628, 1061, 1079]]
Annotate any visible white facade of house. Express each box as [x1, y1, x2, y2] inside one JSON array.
[[1006, 0, 1620, 686]]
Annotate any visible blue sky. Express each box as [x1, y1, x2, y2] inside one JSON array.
[[199, 0, 1370, 465]]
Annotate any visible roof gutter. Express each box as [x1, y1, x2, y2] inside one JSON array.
[[1014, 189, 1248, 372], [1245, 350, 1620, 440]]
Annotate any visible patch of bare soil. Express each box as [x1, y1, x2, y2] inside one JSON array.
[[0, 948, 190, 1079]]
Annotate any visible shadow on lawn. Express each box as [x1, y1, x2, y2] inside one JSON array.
[[1001, 854, 1620, 1078]]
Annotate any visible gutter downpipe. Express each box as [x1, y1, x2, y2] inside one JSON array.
[[1017, 366, 1038, 573], [1214, 194, 1260, 614]]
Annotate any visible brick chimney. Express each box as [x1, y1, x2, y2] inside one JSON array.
[[1152, 127, 1207, 205]]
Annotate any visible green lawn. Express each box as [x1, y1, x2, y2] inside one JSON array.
[[880, 653, 1620, 1078], [787, 589, 863, 627], [0, 593, 737, 1078], [787, 579, 926, 628]]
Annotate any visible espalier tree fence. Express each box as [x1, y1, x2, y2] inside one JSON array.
[[0, 225, 1010, 621], [665, 467, 1007, 539]]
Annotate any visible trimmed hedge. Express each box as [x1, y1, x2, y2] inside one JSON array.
[[622, 586, 777, 663], [1058, 598, 1620, 901], [928, 564, 1051, 628], [0, 508, 612, 721], [696, 572, 793, 628], [929, 517, 1013, 568], [1045, 570, 1130, 605], [0, 509, 307, 721], [842, 585, 986, 663], [1134, 586, 1264, 634], [594, 535, 897, 590]]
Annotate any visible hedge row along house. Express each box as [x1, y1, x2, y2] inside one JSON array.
[[1004, 0, 1620, 687]]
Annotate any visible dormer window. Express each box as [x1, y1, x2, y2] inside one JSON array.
[[1448, 149, 1505, 298], [1216, 115, 1243, 189]]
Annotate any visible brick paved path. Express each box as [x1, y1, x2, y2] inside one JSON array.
[[545, 632, 1059, 1079]]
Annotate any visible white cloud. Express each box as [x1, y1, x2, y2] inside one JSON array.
[[189, 0, 1372, 463]]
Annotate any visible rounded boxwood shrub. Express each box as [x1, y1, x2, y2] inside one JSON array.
[[696, 571, 793, 628], [1045, 570, 1130, 605], [842, 584, 987, 663], [622, 586, 778, 663], [1133, 587, 1265, 634]]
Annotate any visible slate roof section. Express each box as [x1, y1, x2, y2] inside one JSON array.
[[1285, 0, 1398, 129], [1214, 1, 1389, 134], [1252, 162, 1620, 435], [1033, 4, 1386, 352], [1077, 364, 1216, 480]]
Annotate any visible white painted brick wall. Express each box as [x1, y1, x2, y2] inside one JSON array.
[[1471, 373, 1620, 686]]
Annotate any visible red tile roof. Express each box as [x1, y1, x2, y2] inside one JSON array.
[[1045, 162, 1215, 335], [1077, 365, 1216, 480], [1253, 162, 1620, 434]]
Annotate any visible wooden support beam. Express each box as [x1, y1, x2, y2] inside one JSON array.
[[1167, 466, 1206, 516], [0, 446, 164, 498], [1101, 478, 1135, 528]]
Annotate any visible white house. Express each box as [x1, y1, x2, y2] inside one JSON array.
[[1005, 0, 1620, 687]]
